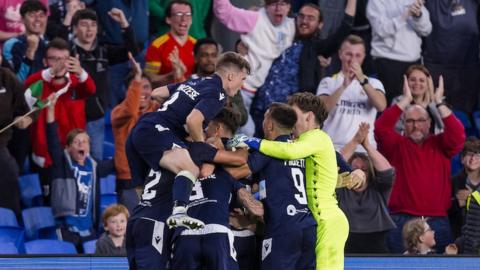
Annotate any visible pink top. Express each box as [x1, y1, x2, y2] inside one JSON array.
[[213, 0, 258, 34]]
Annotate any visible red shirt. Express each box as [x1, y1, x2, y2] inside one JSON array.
[[374, 105, 465, 216], [144, 32, 196, 81]]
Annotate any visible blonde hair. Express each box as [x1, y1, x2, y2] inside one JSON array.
[[402, 218, 428, 254], [102, 204, 130, 225]]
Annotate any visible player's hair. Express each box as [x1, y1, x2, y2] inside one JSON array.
[[267, 103, 297, 131], [193, 38, 219, 56], [124, 70, 154, 88], [405, 64, 431, 79], [348, 152, 375, 183], [461, 136, 480, 157], [287, 92, 328, 128], [216, 52, 251, 75], [166, 0, 193, 17], [264, 0, 291, 5], [102, 204, 130, 226], [46, 38, 71, 53], [402, 218, 430, 254], [72, 9, 98, 27], [341, 34, 365, 49], [212, 107, 241, 135], [20, 0, 47, 17], [298, 3, 323, 23], [66, 128, 89, 146]]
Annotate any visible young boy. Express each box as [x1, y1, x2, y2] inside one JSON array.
[[95, 204, 129, 256]]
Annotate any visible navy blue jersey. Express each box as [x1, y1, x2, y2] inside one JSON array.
[[140, 75, 227, 139], [247, 135, 316, 237], [186, 169, 244, 227]]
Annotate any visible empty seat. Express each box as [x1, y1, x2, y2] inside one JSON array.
[[100, 194, 118, 214], [0, 242, 19, 254], [83, 239, 97, 254], [453, 110, 475, 137], [19, 174, 43, 208], [100, 175, 116, 195], [25, 240, 77, 254], [0, 227, 25, 253], [0, 207, 19, 227], [22, 207, 57, 240]]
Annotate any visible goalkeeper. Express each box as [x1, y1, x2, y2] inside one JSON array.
[[242, 92, 349, 270]]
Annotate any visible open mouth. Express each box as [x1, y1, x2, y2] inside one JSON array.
[[79, 150, 85, 156]]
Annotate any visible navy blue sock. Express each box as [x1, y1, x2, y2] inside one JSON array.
[[172, 175, 194, 207]]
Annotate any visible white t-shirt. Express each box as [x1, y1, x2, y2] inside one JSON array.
[[316, 72, 385, 152]]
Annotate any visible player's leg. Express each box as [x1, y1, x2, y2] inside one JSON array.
[[160, 148, 203, 229], [261, 230, 302, 270], [126, 217, 172, 270], [296, 225, 317, 270], [233, 232, 257, 270], [315, 208, 349, 270], [203, 233, 239, 270], [171, 235, 202, 270]]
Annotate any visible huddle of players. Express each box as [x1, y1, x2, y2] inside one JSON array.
[[125, 51, 337, 270]]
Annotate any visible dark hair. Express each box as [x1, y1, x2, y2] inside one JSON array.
[[72, 9, 98, 27], [194, 38, 218, 56], [216, 52, 251, 75], [20, 0, 47, 17], [267, 103, 297, 130], [124, 70, 153, 88], [287, 92, 328, 128], [264, 0, 291, 5], [46, 38, 71, 53], [462, 136, 480, 157], [405, 64, 431, 79], [166, 0, 193, 17], [298, 3, 323, 23], [212, 107, 241, 135], [66, 128, 88, 146]]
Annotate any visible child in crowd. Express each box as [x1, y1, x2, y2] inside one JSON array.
[[95, 204, 129, 256], [403, 218, 457, 255]]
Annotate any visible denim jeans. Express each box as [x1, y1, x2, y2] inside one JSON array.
[[86, 118, 105, 161], [387, 213, 453, 254]]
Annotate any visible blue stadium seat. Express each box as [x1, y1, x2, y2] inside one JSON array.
[[0, 242, 19, 254], [100, 194, 118, 214], [472, 110, 480, 135], [22, 207, 57, 240], [453, 110, 475, 137], [451, 154, 463, 176], [83, 239, 97, 254], [25, 240, 77, 254], [0, 207, 19, 227], [100, 174, 117, 195], [0, 227, 25, 253], [19, 174, 43, 208]]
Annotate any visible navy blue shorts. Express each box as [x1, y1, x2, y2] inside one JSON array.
[[126, 122, 186, 186], [233, 231, 257, 270], [172, 233, 239, 270], [126, 217, 173, 270], [261, 225, 316, 270]]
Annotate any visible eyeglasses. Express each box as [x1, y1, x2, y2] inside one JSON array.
[[46, 56, 68, 62], [424, 228, 434, 233], [171, 12, 192, 19], [405, 118, 428, 125]]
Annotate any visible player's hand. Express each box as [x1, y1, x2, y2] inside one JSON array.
[[199, 163, 215, 178], [226, 134, 250, 150], [350, 169, 367, 191], [336, 171, 351, 188]]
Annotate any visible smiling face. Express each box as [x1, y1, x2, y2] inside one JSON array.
[[166, 3, 192, 37], [296, 5, 322, 38], [22, 10, 47, 35], [73, 18, 98, 46], [408, 69, 429, 98], [67, 132, 90, 165], [265, 1, 291, 26], [139, 77, 153, 111], [196, 43, 218, 76], [104, 213, 128, 238]]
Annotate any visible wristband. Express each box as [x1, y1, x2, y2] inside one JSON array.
[[359, 77, 369, 86], [435, 102, 448, 108]]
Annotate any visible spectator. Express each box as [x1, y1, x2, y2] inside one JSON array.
[[95, 204, 129, 256], [46, 93, 114, 251], [213, 0, 296, 136], [317, 34, 387, 152], [391, 65, 443, 135], [338, 122, 396, 253], [450, 137, 480, 240], [71, 8, 138, 161], [25, 38, 95, 169], [3, 0, 48, 81], [402, 218, 436, 255], [46, 0, 86, 41], [251, 0, 356, 137], [0, 52, 31, 219], [149, 0, 212, 39], [423, 0, 480, 114], [144, 0, 196, 86], [367, 0, 432, 104], [374, 76, 465, 253], [111, 54, 158, 213], [192, 38, 248, 127]]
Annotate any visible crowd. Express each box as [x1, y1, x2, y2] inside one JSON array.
[[1, 0, 480, 269]]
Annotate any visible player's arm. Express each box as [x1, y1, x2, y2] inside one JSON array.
[[151, 85, 170, 103], [259, 134, 323, 160], [186, 109, 205, 142], [237, 187, 263, 217], [213, 148, 248, 166]]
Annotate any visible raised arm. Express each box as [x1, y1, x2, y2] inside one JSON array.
[[213, 0, 258, 33], [259, 130, 326, 160]]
